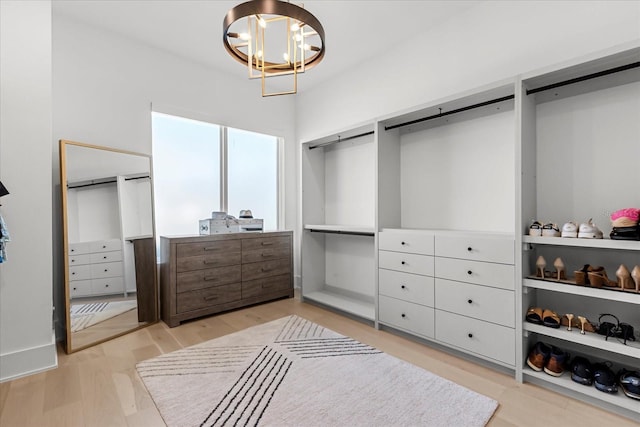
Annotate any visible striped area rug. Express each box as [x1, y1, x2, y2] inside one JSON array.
[[137, 316, 498, 426], [70, 300, 137, 332]]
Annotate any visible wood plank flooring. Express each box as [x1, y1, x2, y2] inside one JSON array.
[[1, 295, 637, 426]]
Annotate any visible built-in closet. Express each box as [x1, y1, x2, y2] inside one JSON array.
[[299, 42, 639, 420]]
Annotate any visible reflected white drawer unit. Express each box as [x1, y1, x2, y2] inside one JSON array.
[[68, 239, 124, 298]]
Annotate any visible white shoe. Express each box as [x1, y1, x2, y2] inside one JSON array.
[[542, 223, 560, 237], [561, 222, 578, 238], [578, 219, 603, 239], [529, 221, 543, 236]]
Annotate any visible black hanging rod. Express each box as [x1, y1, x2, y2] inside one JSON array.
[[308, 131, 375, 150], [384, 94, 515, 131], [308, 228, 374, 237], [526, 61, 640, 95], [68, 174, 150, 189]]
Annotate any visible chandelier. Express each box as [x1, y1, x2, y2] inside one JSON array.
[[223, 0, 325, 97]]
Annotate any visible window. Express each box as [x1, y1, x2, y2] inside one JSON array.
[[152, 112, 281, 239]]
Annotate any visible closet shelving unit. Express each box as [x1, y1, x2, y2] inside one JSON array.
[[517, 43, 640, 418], [300, 123, 377, 321]]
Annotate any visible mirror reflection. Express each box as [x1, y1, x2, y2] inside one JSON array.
[[60, 140, 157, 353]]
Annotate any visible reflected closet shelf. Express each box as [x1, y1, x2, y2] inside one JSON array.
[[523, 279, 640, 305], [304, 224, 375, 236], [524, 236, 640, 250]]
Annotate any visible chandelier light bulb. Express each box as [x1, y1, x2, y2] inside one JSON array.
[[239, 32, 250, 40], [293, 33, 303, 42], [290, 22, 300, 31], [283, 52, 290, 62], [256, 15, 267, 28]]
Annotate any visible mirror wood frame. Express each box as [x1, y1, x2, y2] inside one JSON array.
[[60, 139, 159, 354]]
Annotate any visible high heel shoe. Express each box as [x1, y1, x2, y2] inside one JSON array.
[[574, 264, 603, 286], [632, 266, 640, 293], [536, 256, 546, 278], [587, 269, 616, 288], [554, 257, 566, 281], [616, 264, 634, 291]]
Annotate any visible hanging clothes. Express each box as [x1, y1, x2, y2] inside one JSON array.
[[0, 213, 10, 262]]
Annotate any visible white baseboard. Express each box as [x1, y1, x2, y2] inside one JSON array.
[[0, 331, 58, 382]]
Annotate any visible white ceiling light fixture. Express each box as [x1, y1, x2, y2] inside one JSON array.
[[223, 0, 326, 97]]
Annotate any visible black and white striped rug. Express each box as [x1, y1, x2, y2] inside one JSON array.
[[70, 300, 137, 332], [136, 316, 498, 426]]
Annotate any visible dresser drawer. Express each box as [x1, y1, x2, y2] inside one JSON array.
[[242, 246, 290, 264], [90, 250, 123, 264], [176, 252, 241, 272], [176, 265, 241, 293], [379, 295, 434, 339], [435, 257, 514, 290], [69, 253, 91, 266], [242, 274, 292, 299], [69, 265, 91, 281], [379, 251, 434, 276], [379, 230, 434, 255], [69, 242, 92, 255], [242, 258, 291, 282], [435, 279, 514, 327], [176, 283, 241, 313], [177, 239, 241, 258], [90, 261, 123, 279], [435, 234, 514, 264], [435, 310, 515, 366], [90, 239, 122, 253], [69, 279, 92, 298], [242, 236, 290, 252], [379, 269, 434, 307], [92, 277, 124, 295]]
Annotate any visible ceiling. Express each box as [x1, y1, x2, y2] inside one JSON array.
[[52, 0, 481, 92]]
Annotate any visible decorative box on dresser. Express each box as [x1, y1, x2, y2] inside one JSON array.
[[160, 231, 293, 327]]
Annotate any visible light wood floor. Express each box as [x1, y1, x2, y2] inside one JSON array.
[[0, 295, 636, 427]]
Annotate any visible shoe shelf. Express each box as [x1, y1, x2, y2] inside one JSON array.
[[523, 236, 640, 251], [523, 279, 640, 305], [523, 369, 640, 414], [523, 323, 640, 359], [304, 224, 375, 237]]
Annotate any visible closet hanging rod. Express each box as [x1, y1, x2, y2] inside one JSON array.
[[308, 228, 374, 237], [384, 95, 515, 131], [68, 174, 150, 189], [526, 61, 640, 95], [308, 131, 375, 150]]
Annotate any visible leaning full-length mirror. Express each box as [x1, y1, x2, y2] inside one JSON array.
[[60, 140, 158, 353]]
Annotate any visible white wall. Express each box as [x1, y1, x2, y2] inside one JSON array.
[[51, 14, 298, 338], [296, 1, 640, 140], [0, 1, 57, 381]]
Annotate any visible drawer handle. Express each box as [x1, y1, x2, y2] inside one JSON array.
[[72, 272, 76, 275], [102, 245, 107, 249], [401, 285, 406, 289], [467, 247, 472, 252], [261, 242, 273, 246], [203, 295, 218, 301], [73, 287, 77, 291], [467, 299, 473, 304], [204, 276, 219, 281], [401, 261, 406, 265], [71, 249, 75, 252], [103, 256, 107, 259], [262, 253, 273, 258], [262, 268, 273, 273], [71, 259, 75, 263], [468, 333, 473, 338], [401, 241, 406, 245], [401, 313, 406, 318], [104, 269, 108, 272], [105, 284, 109, 288], [204, 260, 217, 265], [204, 247, 221, 251], [467, 270, 472, 275]]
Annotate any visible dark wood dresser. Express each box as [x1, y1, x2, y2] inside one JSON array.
[[160, 231, 293, 327]]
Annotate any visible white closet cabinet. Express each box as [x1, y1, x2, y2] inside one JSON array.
[[300, 123, 376, 320], [517, 44, 640, 418]]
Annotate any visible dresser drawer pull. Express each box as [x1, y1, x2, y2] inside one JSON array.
[[104, 269, 109, 272], [203, 276, 219, 281], [261, 241, 274, 246], [262, 253, 273, 258], [401, 285, 406, 289], [203, 260, 218, 265], [103, 256, 107, 259], [401, 313, 406, 318], [468, 333, 473, 338], [102, 245, 107, 249], [401, 261, 406, 265], [204, 247, 221, 251], [105, 284, 109, 288], [401, 241, 406, 245], [203, 295, 218, 301], [71, 259, 75, 263], [261, 268, 273, 273], [467, 270, 472, 275], [467, 247, 472, 252]]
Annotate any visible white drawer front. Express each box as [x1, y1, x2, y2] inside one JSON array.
[[69, 279, 92, 298], [69, 254, 91, 266], [69, 242, 92, 255], [435, 257, 514, 290], [379, 295, 434, 339], [379, 230, 434, 255], [90, 250, 123, 264], [435, 310, 515, 366], [379, 269, 434, 307], [435, 279, 514, 327], [435, 235, 514, 264], [91, 261, 123, 279], [69, 265, 91, 281], [92, 277, 124, 295], [90, 239, 121, 253], [379, 251, 434, 276]]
